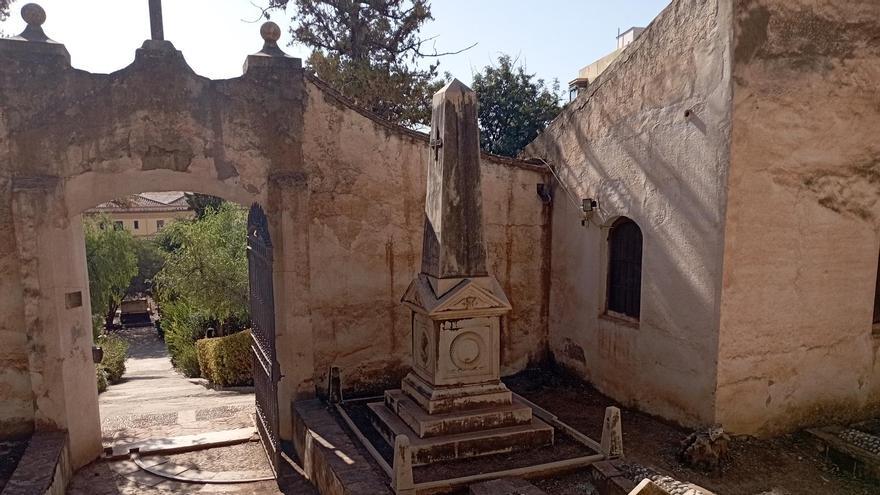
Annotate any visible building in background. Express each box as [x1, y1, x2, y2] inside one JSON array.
[[85, 192, 193, 237], [568, 27, 645, 101]]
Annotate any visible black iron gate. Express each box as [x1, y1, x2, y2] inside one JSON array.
[[248, 203, 280, 475]]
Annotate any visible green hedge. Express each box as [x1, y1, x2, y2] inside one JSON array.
[[96, 367, 108, 393], [196, 330, 253, 387], [161, 300, 209, 378], [95, 334, 129, 393]]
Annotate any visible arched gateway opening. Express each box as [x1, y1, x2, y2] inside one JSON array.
[[65, 185, 284, 475], [78, 188, 282, 476]]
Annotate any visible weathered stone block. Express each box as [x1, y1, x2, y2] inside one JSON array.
[[369, 401, 553, 466], [384, 389, 533, 438], [400, 373, 512, 415]]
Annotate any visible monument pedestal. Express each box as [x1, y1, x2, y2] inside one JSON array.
[[369, 399, 553, 466], [368, 275, 553, 465]]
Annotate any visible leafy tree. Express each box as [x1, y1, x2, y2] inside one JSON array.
[[155, 203, 249, 335], [84, 215, 139, 334], [126, 239, 165, 297], [269, 0, 465, 127], [471, 55, 562, 157], [0, 0, 11, 36], [185, 193, 225, 220]]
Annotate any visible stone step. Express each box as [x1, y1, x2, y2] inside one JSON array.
[[384, 389, 533, 438], [368, 402, 554, 466], [402, 372, 513, 414]]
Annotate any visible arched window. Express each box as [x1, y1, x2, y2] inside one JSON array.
[[607, 217, 643, 319]]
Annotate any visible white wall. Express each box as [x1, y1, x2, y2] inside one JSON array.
[[525, 0, 733, 428]]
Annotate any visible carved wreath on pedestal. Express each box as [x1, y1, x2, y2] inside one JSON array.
[[450, 332, 484, 371]]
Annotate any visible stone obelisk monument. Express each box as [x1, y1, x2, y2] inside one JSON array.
[[369, 79, 553, 465]]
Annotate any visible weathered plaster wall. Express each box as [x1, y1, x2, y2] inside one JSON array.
[[717, 0, 880, 435], [0, 179, 31, 437], [301, 79, 550, 393], [524, 0, 733, 427]]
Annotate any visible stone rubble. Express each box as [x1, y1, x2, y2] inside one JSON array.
[[839, 428, 880, 456], [621, 464, 711, 495]]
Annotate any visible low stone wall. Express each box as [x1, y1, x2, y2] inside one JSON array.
[[293, 399, 391, 495], [2, 431, 71, 495]]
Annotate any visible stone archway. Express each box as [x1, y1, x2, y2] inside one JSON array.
[[0, 14, 309, 469]]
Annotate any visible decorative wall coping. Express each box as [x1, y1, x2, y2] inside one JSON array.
[[305, 74, 548, 174], [3, 431, 71, 495]]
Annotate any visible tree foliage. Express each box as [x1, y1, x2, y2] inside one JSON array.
[[269, 0, 454, 127], [84, 215, 139, 332], [127, 239, 165, 297], [185, 193, 225, 220], [471, 55, 562, 157], [155, 203, 249, 333], [0, 0, 12, 36]]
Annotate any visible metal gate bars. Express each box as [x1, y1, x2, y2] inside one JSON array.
[[248, 203, 280, 476]]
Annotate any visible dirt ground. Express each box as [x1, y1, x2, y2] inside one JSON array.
[[506, 368, 880, 495]]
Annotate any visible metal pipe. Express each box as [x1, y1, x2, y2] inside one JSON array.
[[132, 452, 275, 484]]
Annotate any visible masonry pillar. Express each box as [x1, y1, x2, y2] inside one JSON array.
[[12, 180, 102, 469], [369, 80, 553, 465], [2, 6, 101, 469], [243, 22, 313, 442]]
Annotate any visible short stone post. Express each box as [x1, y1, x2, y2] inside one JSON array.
[[392, 434, 415, 494], [601, 406, 624, 459], [327, 366, 342, 404]]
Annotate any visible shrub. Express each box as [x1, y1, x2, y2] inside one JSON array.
[[96, 366, 108, 393], [196, 330, 253, 387], [98, 334, 129, 383], [161, 299, 210, 378]]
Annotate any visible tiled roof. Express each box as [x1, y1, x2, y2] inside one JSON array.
[[140, 191, 188, 205], [86, 192, 192, 213]]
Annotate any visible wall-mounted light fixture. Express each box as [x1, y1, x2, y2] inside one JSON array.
[[582, 198, 598, 213]]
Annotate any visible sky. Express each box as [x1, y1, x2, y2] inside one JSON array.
[[1, 0, 670, 91]]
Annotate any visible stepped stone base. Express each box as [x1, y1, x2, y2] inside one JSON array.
[[385, 389, 534, 438], [402, 372, 513, 414], [369, 400, 554, 466]]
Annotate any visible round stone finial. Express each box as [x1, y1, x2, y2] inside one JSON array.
[[21, 3, 46, 27], [260, 22, 281, 43]]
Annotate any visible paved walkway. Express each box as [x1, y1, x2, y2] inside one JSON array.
[[67, 327, 318, 494], [100, 326, 256, 446]]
